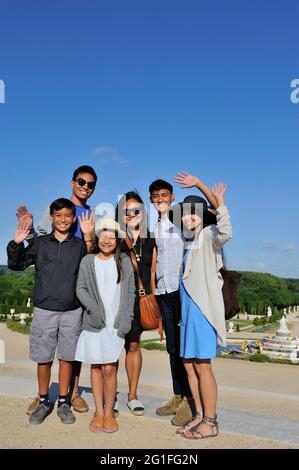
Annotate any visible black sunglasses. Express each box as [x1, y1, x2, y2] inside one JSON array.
[[124, 208, 142, 217], [75, 178, 96, 190]]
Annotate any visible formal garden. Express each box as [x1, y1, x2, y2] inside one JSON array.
[[1, 265, 299, 357]]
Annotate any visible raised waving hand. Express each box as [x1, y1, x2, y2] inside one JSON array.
[[16, 204, 33, 230], [211, 182, 227, 207], [78, 210, 95, 237], [173, 171, 199, 188], [174, 171, 218, 209], [13, 221, 31, 244]]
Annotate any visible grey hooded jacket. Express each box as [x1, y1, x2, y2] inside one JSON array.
[[76, 253, 136, 337]]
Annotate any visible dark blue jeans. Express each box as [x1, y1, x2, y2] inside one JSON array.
[[157, 290, 191, 398]]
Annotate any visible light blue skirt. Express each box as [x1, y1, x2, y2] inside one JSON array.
[[180, 280, 217, 359]]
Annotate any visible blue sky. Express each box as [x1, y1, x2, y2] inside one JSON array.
[[0, 0, 298, 277]]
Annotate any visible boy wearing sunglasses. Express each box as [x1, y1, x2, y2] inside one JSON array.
[[16, 165, 98, 416], [17, 165, 97, 243]]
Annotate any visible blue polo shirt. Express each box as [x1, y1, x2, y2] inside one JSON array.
[[71, 205, 92, 239]]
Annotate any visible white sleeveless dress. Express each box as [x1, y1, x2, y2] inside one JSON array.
[[75, 257, 124, 364]]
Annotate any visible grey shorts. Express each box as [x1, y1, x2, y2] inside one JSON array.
[[29, 307, 83, 363]]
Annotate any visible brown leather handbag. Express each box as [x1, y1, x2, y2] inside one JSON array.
[[125, 236, 163, 337]]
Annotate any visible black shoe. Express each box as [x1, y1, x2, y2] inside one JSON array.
[[57, 403, 76, 424], [29, 403, 51, 425]]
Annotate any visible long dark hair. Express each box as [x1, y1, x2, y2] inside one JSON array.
[[115, 191, 148, 240], [94, 231, 123, 283]]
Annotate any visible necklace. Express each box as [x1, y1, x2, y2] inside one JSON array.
[[132, 237, 142, 262]]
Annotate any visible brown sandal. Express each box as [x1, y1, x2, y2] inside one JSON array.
[[182, 415, 218, 439], [89, 414, 104, 433], [104, 417, 118, 433], [175, 412, 203, 435]]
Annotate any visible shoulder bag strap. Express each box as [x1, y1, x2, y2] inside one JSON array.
[[125, 235, 145, 295]]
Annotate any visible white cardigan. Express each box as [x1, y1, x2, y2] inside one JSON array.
[[182, 205, 232, 347]]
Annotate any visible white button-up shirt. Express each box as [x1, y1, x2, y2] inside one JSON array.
[[154, 217, 184, 295]]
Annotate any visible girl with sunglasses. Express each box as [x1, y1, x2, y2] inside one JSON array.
[[115, 191, 157, 416]]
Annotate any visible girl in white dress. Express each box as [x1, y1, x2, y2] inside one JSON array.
[[75, 219, 135, 433]]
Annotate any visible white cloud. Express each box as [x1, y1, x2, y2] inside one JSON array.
[[245, 257, 267, 271], [92, 147, 130, 167], [261, 240, 279, 250], [257, 262, 266, 269], [272, 220, 289, 228], [96, 186, 108, 194], [282, 242, 296, 254]]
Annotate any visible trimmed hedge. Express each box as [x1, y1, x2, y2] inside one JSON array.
[[6, 320, 31, 335]]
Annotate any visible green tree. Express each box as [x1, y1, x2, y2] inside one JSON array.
[[238, 272, 297, 313]]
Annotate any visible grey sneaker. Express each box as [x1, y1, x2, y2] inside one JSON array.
[[29, 403, 51, 425], [57, 403, 76, 424]]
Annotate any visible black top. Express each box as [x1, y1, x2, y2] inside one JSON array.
[[7, 233, 87, 311], [120, 233, 156, 295], [120, 231, 156, 335]]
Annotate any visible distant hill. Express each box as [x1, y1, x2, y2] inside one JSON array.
[[237, 271, 299, 314], [0, 266, 298, 314], [1, 265, 298, 281]]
